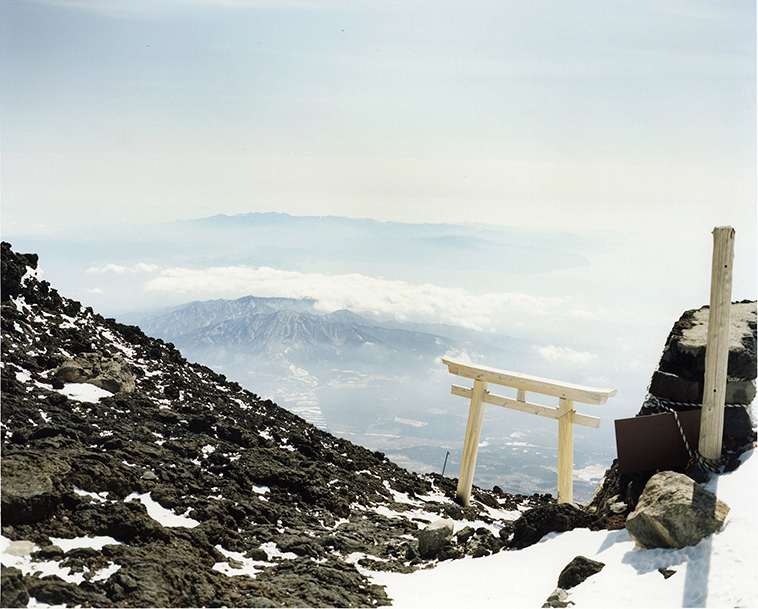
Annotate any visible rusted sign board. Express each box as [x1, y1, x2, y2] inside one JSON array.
[[615, 409, 702, 474]]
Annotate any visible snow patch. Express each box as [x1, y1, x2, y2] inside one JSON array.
[[57, 383, 113, 403], [125, 492, 201, 528]]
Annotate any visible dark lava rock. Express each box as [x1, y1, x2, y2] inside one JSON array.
[[510, 503, 596, 550], [557, 555, 605, 589], [658, 567, 677, 579], [437, 544, 465, 561], [1, 566, 29, 608]]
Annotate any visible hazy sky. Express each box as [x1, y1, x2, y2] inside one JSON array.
[[1, 0, 755, 237]]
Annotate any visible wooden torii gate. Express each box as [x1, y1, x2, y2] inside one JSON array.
[[442, 357, 616, 505]]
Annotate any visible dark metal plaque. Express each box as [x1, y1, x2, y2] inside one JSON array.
[[615, 409, 702, 474]]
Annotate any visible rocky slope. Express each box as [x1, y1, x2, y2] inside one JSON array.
[[1, 242, 564, 608]]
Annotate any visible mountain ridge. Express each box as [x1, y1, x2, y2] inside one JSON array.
[[1, 241, 559, 608]]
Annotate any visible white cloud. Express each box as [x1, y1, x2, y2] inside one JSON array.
[[393, 417, 427, 428], [537, 344, 597, 365], [87, 263, 159, 274], [142, 265, 568, 332]]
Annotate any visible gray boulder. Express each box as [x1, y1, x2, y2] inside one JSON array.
[[418, 519, 454, 559], [54, 352, 135, 393], [626, 471, 729, 549]]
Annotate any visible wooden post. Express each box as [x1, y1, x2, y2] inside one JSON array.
[[557, 398, 574, 504], [456, 379, 487, 506], [698, 227, 735, 461]]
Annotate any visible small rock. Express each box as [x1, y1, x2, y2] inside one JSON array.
[[658, 567, 677, 579], [54, 352, 135, 394], [418, 519, 454, 559], [33, 545, 65, 560], [557, 555, 605, 589], [455, 526, 475, 544], [437, 544, 464, 561]]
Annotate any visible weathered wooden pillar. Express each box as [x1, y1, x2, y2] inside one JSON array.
[[698, 227, 735, 461], [557, 398, 574, 504], [456, 379, 487, 506]]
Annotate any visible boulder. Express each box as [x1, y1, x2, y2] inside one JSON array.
[[54, 352, 135, 393], [625, 471, 729, 549], [418, 519, 454, 559], [557, 555, 605, 589], [1, 566, 30, 609]]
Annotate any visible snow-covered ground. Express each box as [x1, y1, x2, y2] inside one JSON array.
[[370, 448, 758, 608]]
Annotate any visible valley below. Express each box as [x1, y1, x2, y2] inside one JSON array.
[[137, 295, 614, 503]]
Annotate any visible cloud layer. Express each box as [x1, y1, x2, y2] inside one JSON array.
[[143, 265, 570, 333], [537, 344, 598, 365], [87, 263, 160, 274]]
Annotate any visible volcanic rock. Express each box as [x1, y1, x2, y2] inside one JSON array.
[[510, 503, 596, 550], [418, 519, 454, 559], [557, 555, 605, 589], [625, 471, 730, 549], [53, 352, 135, 393], [649, 301, 757, 405]]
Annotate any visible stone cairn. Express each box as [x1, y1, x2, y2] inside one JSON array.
[[587, 301, 756, 531]]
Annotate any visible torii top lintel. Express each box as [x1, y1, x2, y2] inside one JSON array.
[[442, 357, 617, 406]]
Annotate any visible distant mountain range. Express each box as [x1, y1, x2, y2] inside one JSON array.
[[136, 294, 613, 501], [7, 211, 609, 321], [138, 295, 531, 433]]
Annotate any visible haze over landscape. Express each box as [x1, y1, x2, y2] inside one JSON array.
[[1, 1, 755, 500]]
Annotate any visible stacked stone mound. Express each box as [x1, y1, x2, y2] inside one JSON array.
[[647, 301, 756, 407], [588, 301, 757, 529], [642, 300, 757, 459], [2, 242, 556, 608]]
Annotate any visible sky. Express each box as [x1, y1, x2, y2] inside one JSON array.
[[0, 1, 755, 435], [1, 0, 755, 238]]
